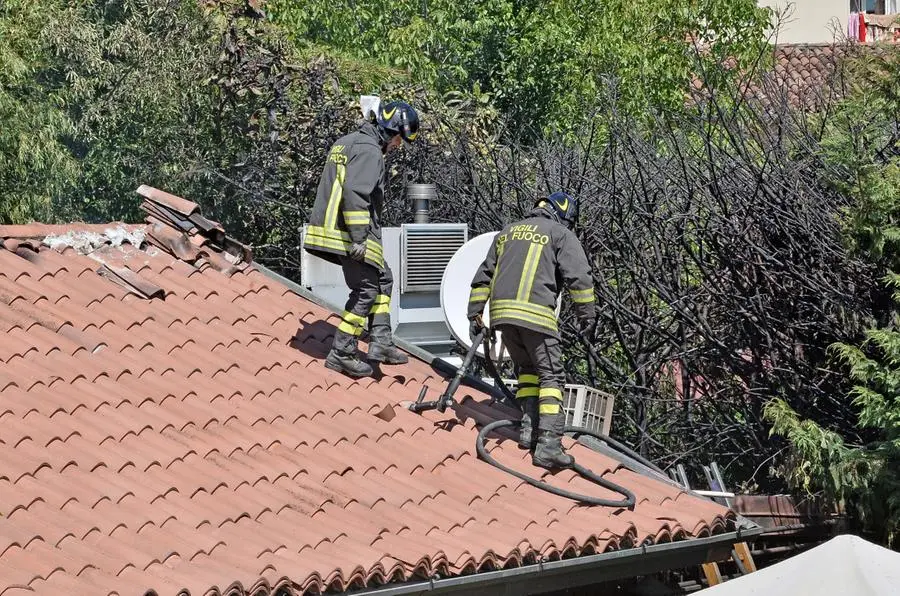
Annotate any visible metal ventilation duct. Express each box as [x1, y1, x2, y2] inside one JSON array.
[[401, 224, 467, 293], [407, 183, 437, 224]]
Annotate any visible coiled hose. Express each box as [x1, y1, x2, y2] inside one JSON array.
[[475, 332, 666, 509]]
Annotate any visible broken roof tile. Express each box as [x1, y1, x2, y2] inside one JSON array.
[[0, 190, 739, 596]]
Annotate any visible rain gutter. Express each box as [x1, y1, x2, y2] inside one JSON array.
[[345, 522, 762, 596]]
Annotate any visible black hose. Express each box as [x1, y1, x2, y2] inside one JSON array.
[[476, 419, 636, 509], [473, 329, 668, 507], [479, 332, 521, 410], [479, 329, 667, 477]]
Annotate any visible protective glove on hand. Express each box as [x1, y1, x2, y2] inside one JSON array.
[[469, 316, 485, 342], [579, 318, 597, 339], [348, 242, 367, 262]]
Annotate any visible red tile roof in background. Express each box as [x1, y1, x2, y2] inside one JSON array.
[[0, 187, 736, 596]]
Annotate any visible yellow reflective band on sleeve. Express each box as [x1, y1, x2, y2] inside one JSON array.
[[342, 211, 370, 226], [539, 387, 564, 401], [516, 242, 544, 302], [337, 320, 363, 336], [518, 374, 540, 385], [470, 287, 490, 300], [374, 294, 390, 304], [516, 387, 540, 399], [539, 403, 561, 415], [570, 288, 595, 304], [369, 304, 390, 315], [325, 163, 346, 229]]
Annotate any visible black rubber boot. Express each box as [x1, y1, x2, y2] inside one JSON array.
[[367, 343, 409, 365], [518, 397, 538, 450], [325, 349, 374, 378], [532, 431, 574, 470]]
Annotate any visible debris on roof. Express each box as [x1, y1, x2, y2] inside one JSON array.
[[0, 187, 740, 596], [137, 184, 252, 276], [42, 225, 147, 255]]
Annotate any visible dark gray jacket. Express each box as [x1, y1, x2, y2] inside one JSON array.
[[304, 123, 386, 270], [468, 210, 595, 337]]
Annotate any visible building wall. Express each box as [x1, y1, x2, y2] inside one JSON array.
[[758, 0, 849, 44]]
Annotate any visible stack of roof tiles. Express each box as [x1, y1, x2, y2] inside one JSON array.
[[0, 186, 736, 596]]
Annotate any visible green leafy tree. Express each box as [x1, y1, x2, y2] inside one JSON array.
[[765, 46, 900, 548], [0, 0, 76, 224], [764, 301, 900, 547], [268, 0, 773, 134]]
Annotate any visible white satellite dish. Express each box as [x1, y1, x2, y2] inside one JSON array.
[[440, 231, 510, 362]]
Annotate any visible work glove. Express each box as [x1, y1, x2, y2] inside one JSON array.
[[348, 242, 367, 262], [469, 315, 485, 343], [579, 317, 597, 339]]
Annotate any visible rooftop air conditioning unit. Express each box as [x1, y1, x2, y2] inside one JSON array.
[[299, 185, 469, 357]]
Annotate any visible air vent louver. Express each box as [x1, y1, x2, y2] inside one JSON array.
[[401, 224, 468, 293]]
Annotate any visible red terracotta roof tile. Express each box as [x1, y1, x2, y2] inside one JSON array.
[[0, 190, 738, 595]]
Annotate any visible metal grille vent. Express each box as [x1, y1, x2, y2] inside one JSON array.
[[401, 224, 468, 293]]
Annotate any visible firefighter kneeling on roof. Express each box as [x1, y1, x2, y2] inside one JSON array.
[[468, 192, 596, 469], [304, 99, 420, 378]]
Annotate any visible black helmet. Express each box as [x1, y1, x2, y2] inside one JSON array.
[[538, 191, 578, 228], [375, 100, 419, 142]]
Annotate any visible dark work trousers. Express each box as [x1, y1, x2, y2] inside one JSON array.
[[331, 256, 394, 356], [496, 324, 566, 433]]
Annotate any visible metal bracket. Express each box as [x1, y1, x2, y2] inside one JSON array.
[[407, 386, 455, 413]]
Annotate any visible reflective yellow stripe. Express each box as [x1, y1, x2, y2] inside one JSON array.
[[342, 311, 366, 326], [470, 287, 490, 301], [490, 308, 558, 332], [539, 403, 561, 415], [325, 164, 346, 229], [337, 320, 363, 336], [343, 211, 370, 226], [491, 299, 556, 320], [518, 374, 540, 385], [305, 234, 349, 253], [307, 225, 350, 244], [365, 249, 385, 268], [570, 288, 595, 304], [516, 387, 540, 398], [307, 226, 384, 268], [516, 242, 543, 301], [539, 387, 563, 400], [307, 226, 382, 254], [489, 237, 506, 296], [366, 239, 384, 256], [490, 299, 558, 330], [371, 295, 390, 313]]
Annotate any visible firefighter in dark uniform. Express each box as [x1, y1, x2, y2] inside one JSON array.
[[304, 100, 420, 378], [467, 192, 596, 469]]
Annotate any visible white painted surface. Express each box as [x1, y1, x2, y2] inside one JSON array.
[[758, 0, 849, 44], [440, 231, 510, 361]]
